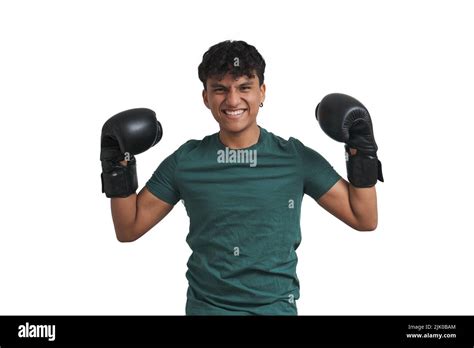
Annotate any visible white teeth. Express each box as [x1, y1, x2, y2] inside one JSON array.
[[224, 109, 245, 116]]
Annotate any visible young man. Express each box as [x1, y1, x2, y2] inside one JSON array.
[[100, 40, 383, 315]]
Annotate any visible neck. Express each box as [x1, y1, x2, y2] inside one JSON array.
[[219, 124, 260, 149]]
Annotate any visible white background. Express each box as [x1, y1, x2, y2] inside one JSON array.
[[0, 0, 473, 315]]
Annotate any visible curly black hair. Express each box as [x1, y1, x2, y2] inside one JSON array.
[[198, 40, 266, 90]]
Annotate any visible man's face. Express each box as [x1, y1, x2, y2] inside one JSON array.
[[203, 73, 266, 135]]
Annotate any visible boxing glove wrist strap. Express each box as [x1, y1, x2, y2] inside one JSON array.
[[345, 145, 384, 188], [101, 156, 138, 198]]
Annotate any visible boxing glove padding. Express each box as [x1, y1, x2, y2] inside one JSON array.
[[100, 108, 162, 161], [316, 93, 384, 187], [100, 108, 162, 198], [316, 93, 378, 153]]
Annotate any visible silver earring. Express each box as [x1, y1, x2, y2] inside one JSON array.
[[259, 102, 264, 107]]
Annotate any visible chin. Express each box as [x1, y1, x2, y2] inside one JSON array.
[[220, 121, 252, 134]]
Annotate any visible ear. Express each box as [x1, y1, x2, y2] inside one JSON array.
[[202, 89, 210, 109], [260, 83, 266, 104]]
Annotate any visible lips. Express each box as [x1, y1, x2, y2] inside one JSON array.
[[221, 108, 247, 118]]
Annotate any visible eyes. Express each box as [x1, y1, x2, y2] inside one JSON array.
[[213, 86, 252, 94]]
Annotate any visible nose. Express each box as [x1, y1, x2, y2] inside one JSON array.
[[226, 88, 241, 107]]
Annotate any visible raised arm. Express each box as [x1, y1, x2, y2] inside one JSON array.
[[100, 108, 169, 242], [315, 93, 384, 231]]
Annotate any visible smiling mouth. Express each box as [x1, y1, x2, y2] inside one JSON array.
[[222, 109, 247, 118]]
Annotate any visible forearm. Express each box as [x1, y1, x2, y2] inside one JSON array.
[[111, 193, 138, 242], [348, 184, 378, 231]]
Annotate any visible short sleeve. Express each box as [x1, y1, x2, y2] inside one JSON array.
[[295, 140, 341, 200], [146, 150, 181, 205]]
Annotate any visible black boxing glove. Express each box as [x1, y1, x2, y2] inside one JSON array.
[[100, 108, 162, 198], [315, 93, 383, 187]]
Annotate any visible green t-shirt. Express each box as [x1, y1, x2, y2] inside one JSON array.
[[146, 126, 341, 315]]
